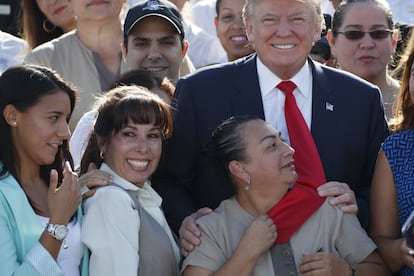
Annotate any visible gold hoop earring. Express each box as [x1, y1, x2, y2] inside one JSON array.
[[43, 19, 56, 33], [100, 150, 104, 160], [244, 175, 251, 191]]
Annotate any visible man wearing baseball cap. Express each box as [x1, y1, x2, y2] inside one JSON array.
[[122, 0, 192, 83]]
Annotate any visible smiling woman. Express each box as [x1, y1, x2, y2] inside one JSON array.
[[0, 64, 89, 276], [79, 85, 180, 276], [214, 0, 255, 61]]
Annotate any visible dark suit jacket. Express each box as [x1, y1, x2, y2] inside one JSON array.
[[153, 54, 389, 233]]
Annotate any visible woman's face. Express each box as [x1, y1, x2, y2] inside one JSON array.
[[70, 0, 125, 22], [215, 0, 254, 61], [36, 0, 76, 32], [238, 120, 296, 193], [102, 120, 162, 187], [10, 90, 71, 169], [329, 2, 397, 82]]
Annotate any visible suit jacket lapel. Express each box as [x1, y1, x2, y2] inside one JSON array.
[[230, 55, 265, 120]]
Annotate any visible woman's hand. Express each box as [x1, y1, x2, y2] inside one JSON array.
[[179, 207, 213, 257], [78, 162, 113, 198], [317, 181, 358, 214], [237, 215, 277, 259], [48, 161, 81, 224], [299, 251, 349, 276]]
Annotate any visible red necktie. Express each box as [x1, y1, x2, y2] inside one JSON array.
[[267, 80, 325, 244]]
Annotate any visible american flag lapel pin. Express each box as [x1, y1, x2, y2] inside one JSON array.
[[326, 102, 334, 112]]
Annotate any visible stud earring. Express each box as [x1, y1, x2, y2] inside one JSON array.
[[12, 121, 17, 127]]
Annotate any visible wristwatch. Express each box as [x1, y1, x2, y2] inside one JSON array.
[[46, 223, 68, 240]]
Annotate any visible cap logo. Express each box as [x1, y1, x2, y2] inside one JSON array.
[[143, 0, 163, 11]]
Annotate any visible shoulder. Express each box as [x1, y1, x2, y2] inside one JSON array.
[[196, 198, 251, 234], [197, 199, 235, 227], [83, 185, 133, 212], [196, 199, 232, 226], [25, 31, 78, 62], [179, 54, 256, 84], [383, 129, 414, 151]]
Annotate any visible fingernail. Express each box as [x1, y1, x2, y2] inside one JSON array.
[[409, 249, 414, 255]]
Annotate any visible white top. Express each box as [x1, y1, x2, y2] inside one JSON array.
[[36, 215, 83, 276], [70, 110, 96, 169], [258, 57, 313, 146], [0, 31, 28, 75], [82, 163, 180, 276], [321, 0, 335, 16], [184, 20, 227, 68], [188, 0, 217, 37]]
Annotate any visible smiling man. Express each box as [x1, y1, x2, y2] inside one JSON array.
[[122, 0, 190, 83], [153, 0, 389, 247]]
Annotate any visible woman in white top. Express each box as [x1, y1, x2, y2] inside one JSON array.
[[80, 85, 180, 276]]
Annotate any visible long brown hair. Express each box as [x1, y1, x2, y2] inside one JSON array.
[[80, 86, 173, 174], [21, 0, 67, 48], [389, 32, 414, 132], [0, 64, 77, 184]]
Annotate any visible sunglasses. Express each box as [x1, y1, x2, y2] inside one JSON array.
[[336, 29, 393, 40]]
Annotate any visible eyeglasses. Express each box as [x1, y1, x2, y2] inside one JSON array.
[[336, 29, 393, 40]]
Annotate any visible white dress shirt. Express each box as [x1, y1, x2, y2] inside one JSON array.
[[258, 57, 313, 145], [82, 163, 180, 276]]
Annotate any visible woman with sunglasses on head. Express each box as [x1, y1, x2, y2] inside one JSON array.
[[327, 0, 400, 119]]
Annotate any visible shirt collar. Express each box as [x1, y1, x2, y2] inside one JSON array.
[[99, 162, 162, 206], [257, 57, 312, 98]]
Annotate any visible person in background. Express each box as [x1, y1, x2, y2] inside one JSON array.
[[310, 14, 334, 66], [370, 30, 414, 276], [0, 64, 88, 276], [24, 0, 128, 131], [153, 0, 388, 256], [214, 0, 255, 61], [21, 0, 76, 49], [328, 0, 400, 119], [81, 86, 180, 276], [122, 0, 193, 83], [182, 116, 389, 276]]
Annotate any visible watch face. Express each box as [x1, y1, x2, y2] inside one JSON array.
[[55, 225, 68, 240]]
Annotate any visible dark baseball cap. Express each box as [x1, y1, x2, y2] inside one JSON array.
[[124, 0, 185, 40]]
